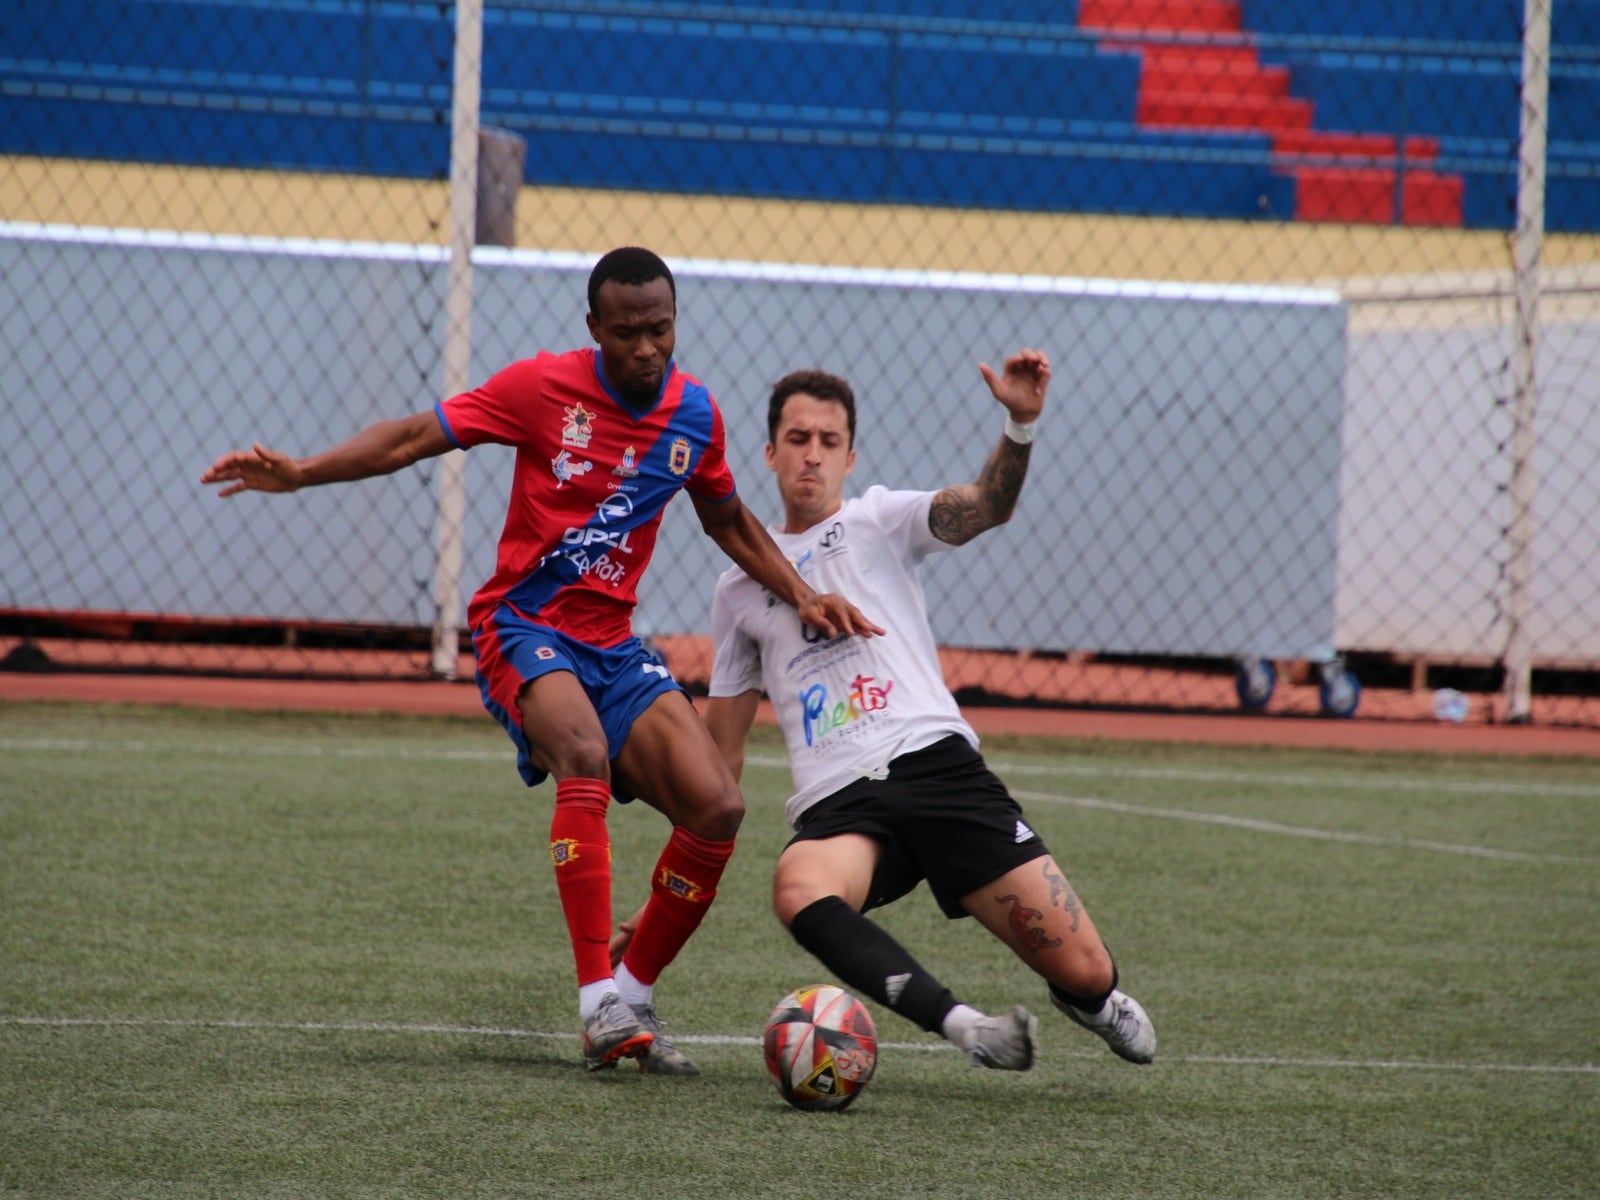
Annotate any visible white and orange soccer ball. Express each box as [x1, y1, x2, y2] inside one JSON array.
[[763, 985, 878, 1112]]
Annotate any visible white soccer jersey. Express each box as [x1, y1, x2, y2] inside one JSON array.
[[709, 485, 979, 828]]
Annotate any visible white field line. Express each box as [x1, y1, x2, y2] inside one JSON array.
[[4, 1014, 1594, 1076], [985, 756, 1600, 800], [1010, 789, 1600, 865], [4, 741, 1595, 864], [0, 737, 512, 764]]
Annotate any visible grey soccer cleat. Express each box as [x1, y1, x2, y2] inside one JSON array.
[[581, 992, 654, 1072], [1054, 987, 1156, 1064], [628, 1003, 701, 1076], [967, 1006, 1038, 1070]]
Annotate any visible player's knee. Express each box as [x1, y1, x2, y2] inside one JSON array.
[[535, 728, 611, 782], [772, 874, 830, 929], [677, 776, 744, 841]]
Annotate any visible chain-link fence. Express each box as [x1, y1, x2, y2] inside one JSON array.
[[3, 0, 1597, 727]]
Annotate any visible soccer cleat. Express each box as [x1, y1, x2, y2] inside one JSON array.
[[967, 1006, 1038, 1070], [1053, 987, 1156, 1064], [581, 992, 655, 1072], [628, 1003, 701, 1076]]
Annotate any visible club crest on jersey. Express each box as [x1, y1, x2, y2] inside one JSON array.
[[657, 867, 707, 902], [612, 445, 640, 478], [562, 403, 595, 448], [552, 449, 593, 488], [549, 838, 581, 866], [668, 436, 692, 476], [535, 646, 557, 661]]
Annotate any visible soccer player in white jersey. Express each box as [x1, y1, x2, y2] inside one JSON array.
[[699, 350, 1155, 1069]]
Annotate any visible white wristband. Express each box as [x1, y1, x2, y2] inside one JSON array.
[[1003, 416, 1037, 445]]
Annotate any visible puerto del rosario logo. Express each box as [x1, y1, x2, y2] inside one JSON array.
[[799, 673, 894, 746]]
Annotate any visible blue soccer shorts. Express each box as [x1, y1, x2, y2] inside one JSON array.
[[473, 608, 684, 794]]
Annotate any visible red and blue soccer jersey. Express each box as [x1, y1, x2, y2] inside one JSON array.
[[435, 347, 737, 648]]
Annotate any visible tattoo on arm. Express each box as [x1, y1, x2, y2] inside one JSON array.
[[1043, 862, 1083, 933], [996, 892, 1064, 954], [928, 438, 1032, 546]]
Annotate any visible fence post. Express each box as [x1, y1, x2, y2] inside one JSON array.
[[476, 126, 527, 248], [430, 0, 484, 681], [1503, 0, 1550, 723]]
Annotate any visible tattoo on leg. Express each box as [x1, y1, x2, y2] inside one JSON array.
[[1043, 862, 1083, 932], [996, 893, 1064, 954]]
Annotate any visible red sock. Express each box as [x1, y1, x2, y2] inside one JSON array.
[[622, 827, 736, 985], [549, 777, 614, 987]]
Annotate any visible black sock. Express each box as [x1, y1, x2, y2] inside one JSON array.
[[788, 895, 957, 1035], [1049, 960, 1119, 1014]]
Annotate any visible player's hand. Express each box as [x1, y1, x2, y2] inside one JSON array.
[[608, 904, 646, 970], [200, 442, 304, 497], [799, 592, 885, 640], [978, 347, 1050, 425]]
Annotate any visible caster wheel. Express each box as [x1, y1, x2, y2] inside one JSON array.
[[1235, 659, 1277, 711], [1318, 666, 1361, 718]]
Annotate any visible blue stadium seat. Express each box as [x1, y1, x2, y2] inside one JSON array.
[[2, 0, 1593, 230]]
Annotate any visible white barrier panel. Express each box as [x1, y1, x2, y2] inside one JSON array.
[[2, 225, 1347, 660]]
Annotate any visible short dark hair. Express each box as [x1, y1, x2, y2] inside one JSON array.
[[587, 246, 676, 315], [767, 369, 857, 447]]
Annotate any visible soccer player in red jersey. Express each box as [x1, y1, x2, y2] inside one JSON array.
[[202, 247, 882, 1075]]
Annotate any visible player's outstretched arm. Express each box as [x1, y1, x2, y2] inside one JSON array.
[[691, 493, 885, 639], [928, 348, 1051, 546], [201, 410, 452, 497]]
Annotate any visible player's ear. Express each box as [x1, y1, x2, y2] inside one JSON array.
[[765, 442, 778, 472], [844, 446, 856, 476], [586, 311, 601, 343]]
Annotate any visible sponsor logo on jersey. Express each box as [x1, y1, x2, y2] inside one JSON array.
[[668, 436, 692, 476], [594, 493, 633, 524], [551, 449, 593, 488], [561, 526, 634, 553], [798, 673, 894, 746], [545, 522, 635, 586], [819, 521, 845, 550], [657, 867, 707, 902], [561, 402, 595, 448], [611, 445, 640, 477]]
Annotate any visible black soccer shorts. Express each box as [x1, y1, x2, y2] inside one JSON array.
[[788, 734, 1050, 918]]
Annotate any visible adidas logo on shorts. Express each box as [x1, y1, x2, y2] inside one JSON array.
[[1014, 819, 1035, 844]]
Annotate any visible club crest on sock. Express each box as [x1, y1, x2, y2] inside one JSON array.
[[550, 837, 581, 866], [657, 867, 707, 901]]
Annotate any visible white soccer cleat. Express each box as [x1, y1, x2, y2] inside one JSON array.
[[628, 1002, 700, 1076], [581, 992, 654, 1071], [1054, 987, 1156, 1064], [967, 1006, 1038, 1071]]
